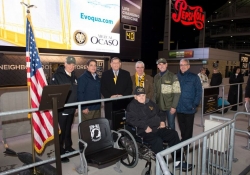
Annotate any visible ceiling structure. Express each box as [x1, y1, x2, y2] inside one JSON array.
[[203, 0, 250, 53]]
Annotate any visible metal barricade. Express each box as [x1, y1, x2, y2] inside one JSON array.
[[156, 116, 235, 175], [156, 111, 250, 175], [200, 82, 246, 127]]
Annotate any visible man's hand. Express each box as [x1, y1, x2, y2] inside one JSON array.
[[110, 95, 122, 98], [145, 126, 152, 133], [170, 107, 176, 114], [82, 108, 89, 114], [158, 122, 166, 129]]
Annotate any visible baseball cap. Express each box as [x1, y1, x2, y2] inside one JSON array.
[[134, 86, 146, 95], [156, 58, 167, 64], [66, 56, 76, 64]]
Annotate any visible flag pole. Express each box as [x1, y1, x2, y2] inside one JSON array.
[[27, 14, 37, 175], [22, 2, 37, 174]]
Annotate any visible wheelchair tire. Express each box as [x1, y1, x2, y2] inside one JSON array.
[[117, 129, 139, 168], [141, 167, 152, 175]]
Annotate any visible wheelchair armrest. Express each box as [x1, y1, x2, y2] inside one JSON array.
[[125, 124, 139, 136], [125, 124, 145, 144], [78, 139, 88, 154]]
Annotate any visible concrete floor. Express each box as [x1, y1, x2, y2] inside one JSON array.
[[0, 106, 250, 175]]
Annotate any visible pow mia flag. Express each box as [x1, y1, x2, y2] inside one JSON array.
[[89, 124, 101, 142]]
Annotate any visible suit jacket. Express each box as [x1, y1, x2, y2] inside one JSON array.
[[131, 74, 154, 100], [101, 68, 133, 119], [101, 68, 132, 97]]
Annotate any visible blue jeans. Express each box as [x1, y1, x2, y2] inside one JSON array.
[[166, 110, 176, 130]]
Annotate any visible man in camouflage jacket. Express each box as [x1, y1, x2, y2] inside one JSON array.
[[154, 58, 181, 130]]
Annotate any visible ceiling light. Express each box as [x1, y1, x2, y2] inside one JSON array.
[[208, 21, 210, 22], [231, 36, 233, 37], [231, 20, 233, 21], [229, 1, 231, 3]]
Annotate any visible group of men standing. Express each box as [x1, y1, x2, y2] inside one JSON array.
[[153, 58, 202, 143], [50, 56, 134, 162], [126, 58, 202, 171], [50, 55, 202, 164]]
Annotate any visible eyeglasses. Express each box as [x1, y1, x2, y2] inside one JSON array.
[[136, 67, 144, 69], [180, 64, 189, 67]]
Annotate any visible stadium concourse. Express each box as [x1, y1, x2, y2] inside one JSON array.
[[0, 106, 249, 175]]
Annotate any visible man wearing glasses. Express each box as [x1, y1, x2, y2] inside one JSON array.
[[131, 61, 154, 100], [101, 57, 132, 121], [176, 59, 202, 144], [154, 58, 181, 130]]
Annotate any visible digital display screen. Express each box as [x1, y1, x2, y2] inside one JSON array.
[[126, 31, 135, 41], [121, 0, 142, 26], [0, 0, 120, 53]]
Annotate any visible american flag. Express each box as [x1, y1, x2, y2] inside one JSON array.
[[26, 16, 54, 154]]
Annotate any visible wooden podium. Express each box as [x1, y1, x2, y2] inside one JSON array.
[[39, 84, 70, 175]]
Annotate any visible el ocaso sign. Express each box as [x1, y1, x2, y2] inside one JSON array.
[[172, 0, 205, 30]]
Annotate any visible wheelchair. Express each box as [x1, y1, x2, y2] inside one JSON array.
[[76, 117, 167, 175], [122, 123, 169, 175]]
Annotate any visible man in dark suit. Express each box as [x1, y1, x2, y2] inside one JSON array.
[[101, 57, 133, 120], [131, 61, 154, 100]]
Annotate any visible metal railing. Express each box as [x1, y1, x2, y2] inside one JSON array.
[[0, 95, 134, 175], [200, 82, 246, 127], [156, 115, 236, 175], [156, 111, 250, 175], [200, 82, 250, 150]]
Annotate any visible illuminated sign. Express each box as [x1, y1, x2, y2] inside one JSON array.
[[0, 0, 120, 53], [169, 50, 194, 58], [121, 0, 142, 26], [126, 31, 135, 41], [172, 0, 205, 30]]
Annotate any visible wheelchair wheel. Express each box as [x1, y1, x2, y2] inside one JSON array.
[[117, 129, 139, 168], [141, 167, 152, 175]]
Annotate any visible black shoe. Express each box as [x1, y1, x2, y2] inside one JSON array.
[[61, 157, 70, 163], [65, 147, 75, 153], [175, 162, 194, 171]]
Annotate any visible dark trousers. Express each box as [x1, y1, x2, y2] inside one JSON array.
[[139, 128, 181, 161], [58, 112, 74, 154], [177, 113, 195, 142]]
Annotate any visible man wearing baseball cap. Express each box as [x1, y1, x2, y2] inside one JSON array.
[[50, 56, 77, 163], [154, 58, 181, 130], [126, 86, 192, 171]]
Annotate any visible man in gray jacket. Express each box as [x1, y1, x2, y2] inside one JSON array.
[[154, 58, 181, 130]]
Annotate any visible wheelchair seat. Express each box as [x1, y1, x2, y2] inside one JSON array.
[[77, 118, 128, 174]]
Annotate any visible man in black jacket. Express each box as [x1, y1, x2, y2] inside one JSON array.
[[50, 56, 77, 163], [101, 57, 132, 120], [126, 87, 192, 171]]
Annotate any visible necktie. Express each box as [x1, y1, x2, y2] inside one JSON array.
[[114, 71, 117, 84]]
